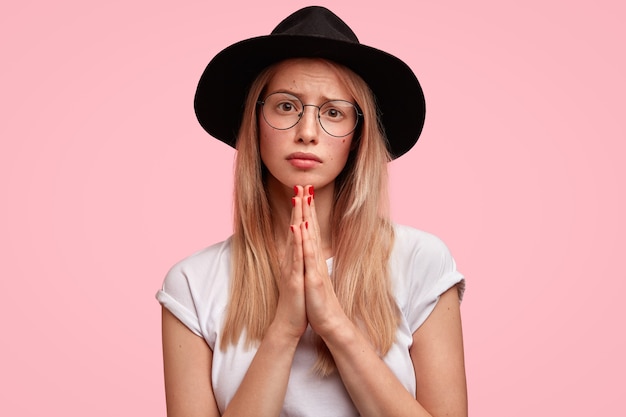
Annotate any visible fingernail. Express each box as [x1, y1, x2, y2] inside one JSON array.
[[308, 185, 314, 197], [307, 196, 312, 206], [293, 186, 298, 196], [290, 225, 295, 233], [291, 197, 296, 207], [305, 221, 309, 229]]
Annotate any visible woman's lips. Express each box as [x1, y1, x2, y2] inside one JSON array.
[[287, 152, 322, 169]]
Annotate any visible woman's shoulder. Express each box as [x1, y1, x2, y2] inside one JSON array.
[[157, 237, 233, 342], [162, 236, 234, 296], [390, 224, 465, 331], [390, 223, 464, 298]]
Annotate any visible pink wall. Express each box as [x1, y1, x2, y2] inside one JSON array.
[[1, 1, 624, 415]]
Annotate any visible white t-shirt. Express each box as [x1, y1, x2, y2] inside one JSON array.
[[156, 224, 465, 416]]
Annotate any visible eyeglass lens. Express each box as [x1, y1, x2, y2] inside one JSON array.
[[260, 92, 359, 137]]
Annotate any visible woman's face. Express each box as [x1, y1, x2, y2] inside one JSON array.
[[259, 58, 356, 193]]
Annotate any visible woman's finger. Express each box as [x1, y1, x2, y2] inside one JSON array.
[[307, 185, 323, 244], [291, 185, 304, 226], [302, 185, 323, 263]]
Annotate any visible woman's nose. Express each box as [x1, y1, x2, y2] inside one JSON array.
[[295, 105, 320, 143]]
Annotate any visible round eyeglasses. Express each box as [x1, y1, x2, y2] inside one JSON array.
[[257, 92, 362, 138]]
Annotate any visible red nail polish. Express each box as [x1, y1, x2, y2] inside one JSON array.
[[291, 197, 296, 207], [308, 185, 314, 197], [305, 221, 309, 229], [293, 186, 298, 196], [290, 225, 295, 233], [307, 196, 312, 206]]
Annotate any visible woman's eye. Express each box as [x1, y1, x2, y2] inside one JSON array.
[[277, 102, 295, 112], [324, 108, 343, 119]]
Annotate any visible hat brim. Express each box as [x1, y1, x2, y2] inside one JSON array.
[[194, 34, 425, 159]]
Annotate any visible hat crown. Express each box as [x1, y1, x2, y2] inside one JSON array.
[[271, 6, 359, 44]]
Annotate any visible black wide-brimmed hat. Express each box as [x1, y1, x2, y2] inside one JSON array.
[[194, 6, 425, 159]]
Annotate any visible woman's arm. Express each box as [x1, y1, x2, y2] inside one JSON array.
[[411, 285, 467, 416], [162, 307, 303, 417], [217, 323, 301, 417], [315, 286, 467, 417], [162, 307, 220, 417], [300, 186, 467, 415], [217, 216, 307, 417]]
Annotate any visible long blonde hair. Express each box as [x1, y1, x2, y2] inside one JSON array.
[[220, 59, 398, 376]]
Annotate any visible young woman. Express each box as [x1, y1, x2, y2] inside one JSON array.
[[157, 6, 467, 417]]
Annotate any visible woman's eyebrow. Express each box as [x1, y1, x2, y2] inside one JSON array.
[[266, 90, 352, 103]]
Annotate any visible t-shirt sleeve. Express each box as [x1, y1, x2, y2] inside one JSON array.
[[156, 262, 203, 337], [397, 228, 465, 334]]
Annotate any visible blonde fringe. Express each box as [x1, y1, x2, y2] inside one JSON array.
[[220, 60, 398, 376]]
